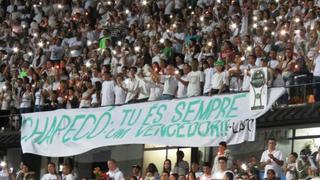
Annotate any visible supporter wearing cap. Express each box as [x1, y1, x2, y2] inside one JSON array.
[[210, 59, 227, 95]]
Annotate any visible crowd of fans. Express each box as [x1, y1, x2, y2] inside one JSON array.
[[0, 0, 320, 113], [2, 139, 320, 180]]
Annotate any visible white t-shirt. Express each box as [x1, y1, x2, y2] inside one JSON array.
[[101, 80, 115, 106], [186, 71, 204, 97], [268, 59, 279, 69], [177, 75, 188, 98], [199, 174, 213, 180], [41, 173, 60, 180], [106, 168, 125, 180], [61, 174, 75, 180], [161, 75, 178, 96], [203, 68, 215, 94], [260, 149, 284, 178], [211, 71, 227, 90], [114, 85, 126, 105], [49, 45, 64, 61], [314, 55, 320, 77], [68, 37, 82, 57], [124, 77, 140, 103]]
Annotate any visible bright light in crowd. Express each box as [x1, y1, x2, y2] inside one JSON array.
[[253, 16, 258, 21], [13, 47, 19, 53], [241, 56, 245, 61], [37, 41, 44, 48], [160, 38, 164, 43], [188, 6, 192, 9], [271, 31, 275, 36], [191, 11, 194, 15], [28, 51, 33, 56], [2, 85, 7, 91], [200, 16, 204, 22], [241, 164, 248, 171], [175, 70, 179, 75], [125, 9, 130, 14], [107, 1, 112, 5], [295, 29, 300, 34], [246, 46, 252, 52], [280, 29, 287, 36], [85, 61, 91, 68], [231, 23, 237, 29], [142, 0, 147, 6], [87, 40, 92, 46], [253, 23, 257, 28], [263, 19, 267, 23], [112, 50, 116, 55], [147, 24, 150, 28], [117, 41, 122, 46], [263, 27, 268, 31], [217, 0, 221, 3], [279, 16, 283, 20], [0, 161, 6, 167], [22, 24, 26, 29], [294, 17, 300, 23], [134, 46, 141, 52], [170, 15, 173, 19], [207, 41, 212, 47], [275, 0, 279, 2], [33, 33, 38, 37], [172, 23, 177, 28], [58, 4, 63, 9]]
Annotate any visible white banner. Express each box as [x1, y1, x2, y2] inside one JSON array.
[[21, 88, 285, 157], [250, 68, 268, 111]]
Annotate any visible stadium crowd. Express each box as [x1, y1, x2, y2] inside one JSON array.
[[0, 0, 320, 113], [1, 139, 320, 179]]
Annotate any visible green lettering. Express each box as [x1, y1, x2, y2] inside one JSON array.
[[171, 101, 186, 123]]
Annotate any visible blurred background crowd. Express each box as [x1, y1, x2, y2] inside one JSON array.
[[0, 0, 320, 113]]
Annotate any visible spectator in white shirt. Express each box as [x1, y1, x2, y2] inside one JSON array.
[[158, 64, 178, 100], [199, 162, 213, 180], [61, 164, 75, 180], [41, 162, 61, 180], [186, 60, 204, 97], [260, 138, 284, 179], [115, 75, 126, 105], [210, 59, 227, 95], [203, 58, 215, 95], [49, 38, 64, 61], [68, 33, 83, 58], [106, 159, 125, 180], [120, 67, 140, 103], [101, 72, 115, 106], [176, 64, 190, 98]]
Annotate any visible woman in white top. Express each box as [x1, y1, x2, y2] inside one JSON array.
[[79, 80, 94, 108], [34, 82, 46, 112], [41, 162, 61, 180], [115, 75, 126, 105], [91, 81, 102, 107], [19, 83, 33, 114]]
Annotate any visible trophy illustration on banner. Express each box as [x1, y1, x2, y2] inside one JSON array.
[[250, 68, 267, 110]]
